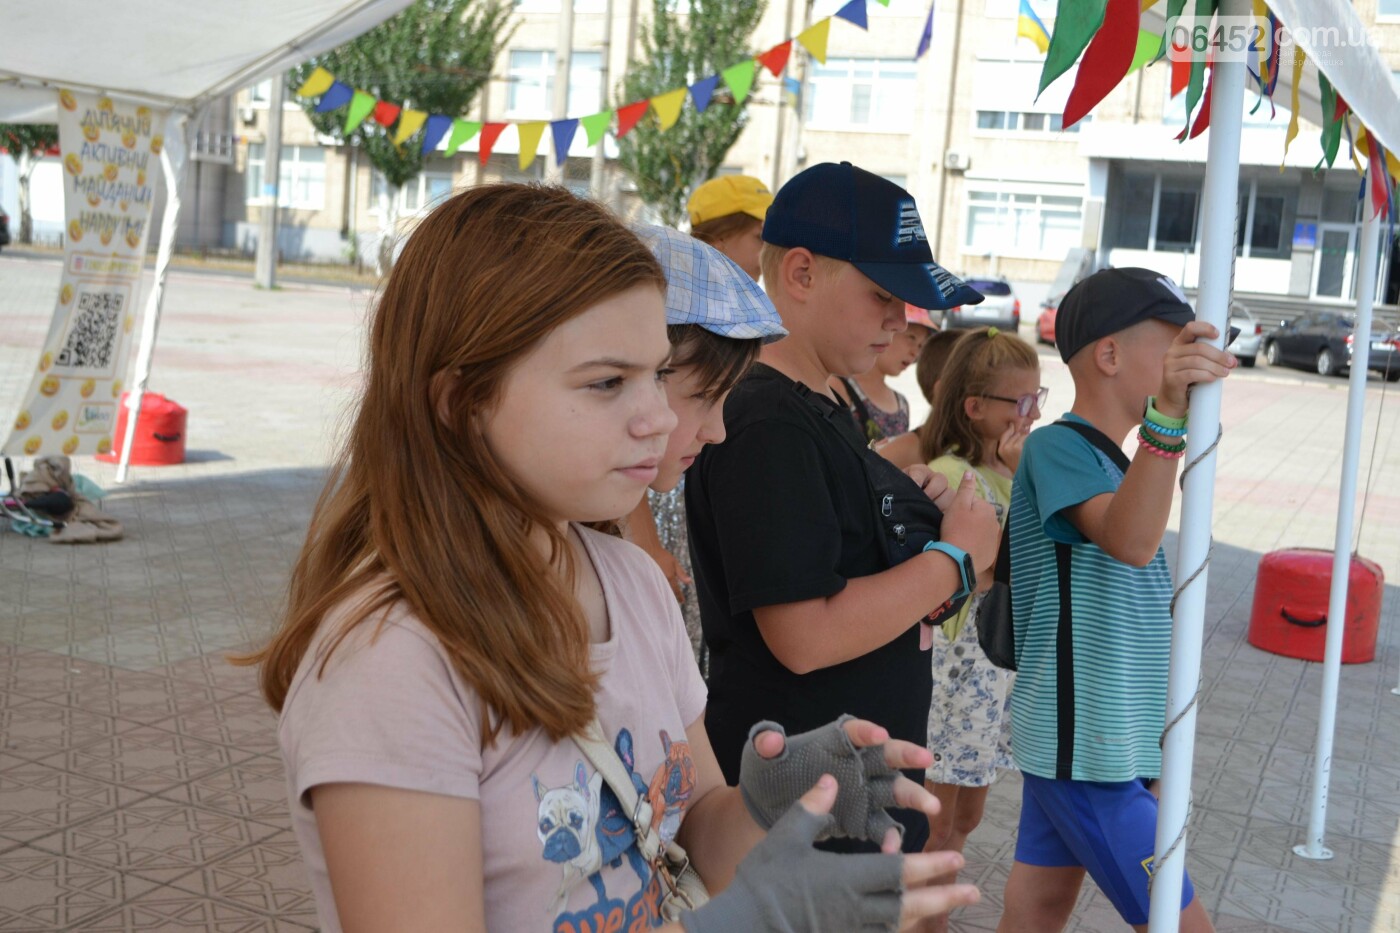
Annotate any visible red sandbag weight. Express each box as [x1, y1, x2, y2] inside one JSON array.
[[1247, 548, 1383, 664], [96, 392, 187, 466]]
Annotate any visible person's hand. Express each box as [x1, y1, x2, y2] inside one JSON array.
[[904, 465, 952, 508], [644, 546, 691, 603], [996, 422, 1031, 474], [748, 717, 940, 846], [1156, 320, 1238, 419], [937, 472, 999, 576], [681, 776, 980, 933]]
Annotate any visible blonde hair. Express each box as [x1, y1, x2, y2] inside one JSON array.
[[691, 213, 762, 247], [758, 242, 845, 288], [919, 327, 1040, 466]]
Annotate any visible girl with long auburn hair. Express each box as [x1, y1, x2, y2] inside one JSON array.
[[246, 184, 978, 933]]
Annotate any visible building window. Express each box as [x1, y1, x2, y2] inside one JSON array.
[[1233, 182, 1295, 259], [974, 110, 1083, 134], [805, 58, 916, 131], [1155, 186, 1198, 250], [248, 80, 296, 106], [245, 144, 326, 209], [371, 171, 456, 214], [965, 189, 1083, 259], [506, 49, 603, 118], [1381, 0, 1400, 20]]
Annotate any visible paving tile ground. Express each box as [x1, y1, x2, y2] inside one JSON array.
[[2, 253, 1399, 931]]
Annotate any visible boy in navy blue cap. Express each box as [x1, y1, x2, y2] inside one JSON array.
[[685, 162, 1001, 853], [997, 268, 1232, 932]]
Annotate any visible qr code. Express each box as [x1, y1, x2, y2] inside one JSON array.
[[56, 291, 124, 370]]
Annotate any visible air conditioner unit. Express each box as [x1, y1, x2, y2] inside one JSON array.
[[239, 106, 257, 126], [944, 151, 971, 172]]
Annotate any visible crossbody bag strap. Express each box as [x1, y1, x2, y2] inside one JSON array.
[[838, 377, 873, 431], [574, 721, 665, 864], [1052, 419, 1132, 473]]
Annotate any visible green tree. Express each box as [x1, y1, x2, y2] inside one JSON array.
[[617, 0, 767, 227], [288, 0, 515, 271], [0, 124, 60, 244]]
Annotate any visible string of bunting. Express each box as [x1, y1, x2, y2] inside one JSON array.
[[293, 0, 876, 172], [1038, 0, 1398, 218]]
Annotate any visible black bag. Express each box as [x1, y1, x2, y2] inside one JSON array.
[[792, 382, 967, 626], [977, 419, 1132, 671]]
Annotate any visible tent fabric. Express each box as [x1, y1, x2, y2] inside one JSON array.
[[0, 0, 415, 119]]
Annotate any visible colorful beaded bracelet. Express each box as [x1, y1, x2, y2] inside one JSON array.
[[1138, 425, 1186, 455], [1142, 418, 1187, 437], [1140, 441, 1185, 460], [1145, 396, 1187, 431]]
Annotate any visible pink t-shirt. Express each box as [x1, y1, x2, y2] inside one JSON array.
[[279, 525, 709, 933]]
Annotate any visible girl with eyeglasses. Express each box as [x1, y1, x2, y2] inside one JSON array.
[[911, 325, 1044, 933]]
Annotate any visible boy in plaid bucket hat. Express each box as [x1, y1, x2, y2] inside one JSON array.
[[685, 164, 1002, 854]]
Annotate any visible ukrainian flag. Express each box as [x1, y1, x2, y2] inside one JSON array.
[[1018, 0, 1050, 53]]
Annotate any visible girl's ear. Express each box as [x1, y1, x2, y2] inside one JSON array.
[[963, 395, 982, 423]]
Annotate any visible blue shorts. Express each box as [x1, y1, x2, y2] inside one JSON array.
[[1015, 773, 1195, 925]]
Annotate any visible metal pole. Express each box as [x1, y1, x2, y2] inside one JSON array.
[[785, 0, 813, 183], [770, 0, 796, 192], [590, 0, 614, 200], [116, 114, 189, 484], [253, 74, 284, 289], [549, 0, 576, 183], [1294, 192, 1382, 860], [1147, 1, 1247, 925]]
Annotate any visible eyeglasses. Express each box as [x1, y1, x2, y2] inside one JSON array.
[[980, 386, 1049, 418]]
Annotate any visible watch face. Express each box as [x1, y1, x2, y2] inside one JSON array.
[[962, 553, 976, 586]]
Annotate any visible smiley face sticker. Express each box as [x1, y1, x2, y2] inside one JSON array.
[[51, 410, 69, 431], [62, 436, 80, 455]]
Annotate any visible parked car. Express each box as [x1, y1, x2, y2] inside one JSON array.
[[1227, 301, 1262, 367], [0, 207, 10, 251], [1035, 299, 1058, 346], [943, 277, 1021, 331], [1262, 311, 1400, 380]]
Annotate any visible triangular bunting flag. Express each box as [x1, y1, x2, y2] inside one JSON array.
[[651, 88, 688, 132], [1127, 28, 1161, 75], [1039, 0, 1108, 96], [345, 91, 377, 133], [551, 118, 580, 166], [517, 121, 547, 170], [1318, 76, 1342, 167], [1181, 0, 1213, 127], [916, 2, 935, 60], [315, 81, 354, 113], [797, 19, 832, 64], [296, 67, 335, 98], [1061, 0, 1138, 129], [1366, 130, 1390, 219], [873, 0, 890, 6], [757, 41, 793, 77], [615, 100, 651, 138], [1177, 62, 1213, 140], [690, 75, 720, 113], [393, 109, 428, 146], [445, 119, 482, 156], [373, 101, 401, 127], [421, 114, 453, 155], [580, 111, 613, 146], [479, 122, 507, 165], [834, 0, 868, 29], [1282, 48, 1303, 167], [1170, 43, 1190, 97], [722, 61, 757, 105]]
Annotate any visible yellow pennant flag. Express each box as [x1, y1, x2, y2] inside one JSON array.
[[1281, 49, 1303, 171], [393, 109, 428, 147], [1354, 125, 1400, 181], [517, 121, 547, 170], [296, 67, 335, 98], [796, 18, 832, 64], [1252, 0, 1271, 86], [651, 88, 688, 132]]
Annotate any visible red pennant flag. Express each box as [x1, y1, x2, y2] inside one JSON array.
[[478, 122, 508, 165], [757, 41, 793, 77], [1335, 93, 1349, 122], [615, 100, 651, 138], [1364, 128, 1390, 219], [1176, 64, 1213, 140], [373, 101, 401, 127], [1170, 37, 1190, 98], [1062, 0, 1139, 130]]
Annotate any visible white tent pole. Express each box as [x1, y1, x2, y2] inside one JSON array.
[[115, 112, 189, 484], [1148, 2, 1247, 927], [1294, 183, 1381, 860]]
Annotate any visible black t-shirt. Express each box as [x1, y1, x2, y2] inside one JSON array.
[[685, 364, 933, 848]]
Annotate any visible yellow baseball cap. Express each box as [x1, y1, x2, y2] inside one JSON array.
[[687, 175, 774, 226]]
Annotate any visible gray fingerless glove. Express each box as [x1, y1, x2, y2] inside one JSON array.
[[680, 801, 903, 933], [739, 715, 902, 843]]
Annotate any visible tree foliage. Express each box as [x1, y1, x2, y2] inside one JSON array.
[[0, 124, 60, 243], [617, 0, 766, 226], [287, 0, 516, 190]]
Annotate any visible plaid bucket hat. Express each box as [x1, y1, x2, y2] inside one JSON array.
[[631, 224, 788, 344]]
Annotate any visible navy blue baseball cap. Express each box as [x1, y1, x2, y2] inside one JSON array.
[[761, 162, 984, 311]]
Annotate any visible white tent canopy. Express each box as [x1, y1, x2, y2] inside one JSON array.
[[0, 0, 414, 120]]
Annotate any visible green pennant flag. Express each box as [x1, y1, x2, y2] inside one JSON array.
[[1128, 29, 1162, 74], [445, 119, 482, 156], [1038, 0, 1108, 96], [1318, 75, 1342, 167], [1181, 0, 1216, 134], [722, 60, 757, 105], [345, 91, 377, 134], [873, 0, 890, 5], [580, 111, 613, 146]]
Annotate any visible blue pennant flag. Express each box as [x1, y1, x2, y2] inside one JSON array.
[[551, 118, 580, 166], [782, 76, 801, 106], [420, 114, 453, 155], [915, 1, 935, 59], [314, 81, 354, 113], [834, 0, 868, 29], [690, 75, 720, 113]]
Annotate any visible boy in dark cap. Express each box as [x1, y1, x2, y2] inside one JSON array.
[[998, 268, 1233, 932], [685, 162, 1001, 852]]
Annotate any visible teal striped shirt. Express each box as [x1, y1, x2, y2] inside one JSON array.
[[1009, 415, 1172, 783]]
